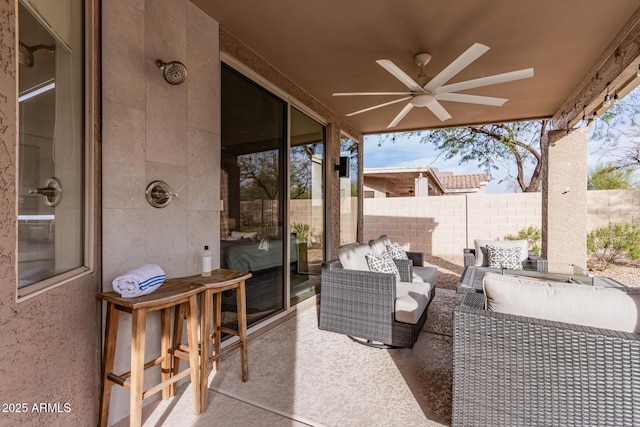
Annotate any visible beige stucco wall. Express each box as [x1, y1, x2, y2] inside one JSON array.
[[0, 1, 101, 426], [542, 128, 589, 268], [364, 189, 639, 258]]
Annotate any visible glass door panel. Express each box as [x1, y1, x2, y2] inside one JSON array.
[[220, 64, 286, 326], [289, 108, 325, 306], [340, 136, 359, 245]]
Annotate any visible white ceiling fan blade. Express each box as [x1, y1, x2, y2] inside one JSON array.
[[435, 93, 508, 106], [433, 68, 534, 95], [345, 96, 412, 117], [387, 103, 414, 128], [426, 100, 452, 121], [376, 59, 424, 92], [333, 91, 414, 96], [424, 43, 490, 92]]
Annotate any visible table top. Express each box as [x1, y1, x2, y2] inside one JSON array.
[[164, 269, 252, 288], [457, 265, 627, 294], [98, 269, 252, 308]]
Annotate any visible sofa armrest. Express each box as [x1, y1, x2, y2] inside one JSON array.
[[406, 251, 424, 267], [453, 295, 640, 426], [463, 248, 476, 267], [393, 258, 413, 282], [320, 261, 396, 320], [319, 260, 399, 344], [523, 251, 548, 271]]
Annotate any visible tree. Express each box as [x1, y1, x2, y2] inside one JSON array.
[[416, 120, 547, 192], [590, 85, 640, 169], [587, 163, 638, 190]]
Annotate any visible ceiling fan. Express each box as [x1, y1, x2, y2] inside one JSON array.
[[333, 43, 534, 128]]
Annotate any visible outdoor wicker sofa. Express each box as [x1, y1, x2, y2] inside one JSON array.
[[453, 291, 640, 426], [319, 259, 435, 348], [463, 238, 547, 271]]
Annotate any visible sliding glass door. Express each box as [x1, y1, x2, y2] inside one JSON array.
[[220, 64, 286, 326], [220, 64, 328, 326], [289, 108, 325, 306]]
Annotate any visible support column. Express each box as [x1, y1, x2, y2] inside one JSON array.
[[542, 127, 589, 269], [414, 173, 429, 197]]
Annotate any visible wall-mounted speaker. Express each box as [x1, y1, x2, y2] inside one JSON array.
[[335, 156, 350, 178]]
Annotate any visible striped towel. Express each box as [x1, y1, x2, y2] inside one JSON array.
[[112, 264, 166, 298]]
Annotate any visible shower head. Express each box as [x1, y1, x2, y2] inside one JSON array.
[[156, 59, 187, 85], [19, 41, 55, 67]]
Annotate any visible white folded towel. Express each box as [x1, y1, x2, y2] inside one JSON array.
[[112, 264, 166, 298]]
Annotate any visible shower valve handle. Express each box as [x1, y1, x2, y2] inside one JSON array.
[[29, 187, 59, 198], [28, 178, 62, 207]]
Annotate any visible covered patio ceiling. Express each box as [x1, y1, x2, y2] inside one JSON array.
[[193, 0, 640, 134]]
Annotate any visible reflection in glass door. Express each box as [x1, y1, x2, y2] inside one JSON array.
[[220, 64, 286, 327], [289, 108, 325, 306]]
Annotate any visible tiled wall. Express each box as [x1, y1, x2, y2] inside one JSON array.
[[102, 0, 220, 285], [101, 1, 220, 424], [364, 189, 640, 256]]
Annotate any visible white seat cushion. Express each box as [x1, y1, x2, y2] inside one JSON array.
[[474, 239, 528, 267], [395, 281, 433, 324], [412, 266, 438, 285], [483, 273, 640, 333], [337, 243, 372, 271]]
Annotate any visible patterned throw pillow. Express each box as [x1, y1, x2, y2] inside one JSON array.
[[486, 245, 523, 270], [365, 252, 402, 282], [386, 242, 409, 260]]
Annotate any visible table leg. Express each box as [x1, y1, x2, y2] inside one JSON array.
[[236, 281, 248, 382], [170, 304, 185, 397], [200, 289, 212, 411], [130, 308, 147, 427], [98, 303, 119, 427], [212, 291, 222, 372], [160, 307, 171, 400], [187, 295, 201, 415]]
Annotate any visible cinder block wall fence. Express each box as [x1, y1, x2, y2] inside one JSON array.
[[363, 189, 640, 256]]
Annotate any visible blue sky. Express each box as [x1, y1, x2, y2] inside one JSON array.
[[364, 86, 640, 193], [364, 132, 519, 193], [363, 128, 619, 194]]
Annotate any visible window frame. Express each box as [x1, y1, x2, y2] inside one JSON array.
[[16, 0, 95, 301]]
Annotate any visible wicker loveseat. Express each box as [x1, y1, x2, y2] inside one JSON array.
[[463, 238, 547, 271], [319, 242, 437, 348], [453, 288, 640, 427]]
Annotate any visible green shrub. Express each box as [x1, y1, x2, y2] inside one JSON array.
[[504, 226, 542, 256], [587, 222, 640, 266]]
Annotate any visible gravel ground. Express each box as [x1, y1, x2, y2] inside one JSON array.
[[423, 254, 640, 289], [588, 260, 640, 288]]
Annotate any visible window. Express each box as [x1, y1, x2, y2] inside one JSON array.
[[290, 107, 325, 305], [340, 135, 359, 244], [17, 0, 88, 297]]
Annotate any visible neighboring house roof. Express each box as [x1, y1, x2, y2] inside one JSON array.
[[363, 167, 488, 196], [436, 172, 490, 192]]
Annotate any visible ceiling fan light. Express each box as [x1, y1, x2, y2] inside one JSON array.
[[410, 94, 435, 107]]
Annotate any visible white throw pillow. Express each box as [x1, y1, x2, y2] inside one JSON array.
[[230, 231, 258, 240], [483, 273, 640, 333], [386, 242, 409, 260], [337, 243, 372, 271], [486, 245, 523, 270], [365, 252, 401, 282]]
